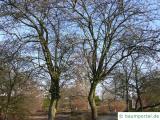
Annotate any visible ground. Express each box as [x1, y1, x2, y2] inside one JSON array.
[[29, 111, 117, 120]]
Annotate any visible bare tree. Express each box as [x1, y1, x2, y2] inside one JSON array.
[[115, 59, 134, 111], [139, 70, 160, 111], [0, 0, 160, 120], [0, 1, 75, 120], [67, 0, 160, 119], [0, 41, 42, 120]]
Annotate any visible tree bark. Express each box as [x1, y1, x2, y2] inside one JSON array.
[[88, 85, 97, 120], [4, 83, 14, 120], [125, 79, 129, 112], [48, 98, 58, 120], [134, 64, 143, 112], [4, 92, 11, 120], [48, 76, 60, 120], [136, 95, 143, 111]]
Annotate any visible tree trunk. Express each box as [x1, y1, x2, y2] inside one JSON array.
[[48, 98, 58, 120], [125, 80, 129, 112], [135, 93, 143, 111], [125, 97, 129, 111], [134, 64, 143, 112], [137, 95, 143, 111], [88, 85, 97, 120], [48, 77, 60, 120], [4, 87, 13, 120]]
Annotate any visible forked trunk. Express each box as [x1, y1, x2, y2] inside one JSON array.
[[135, 96, 143, 111], [88, 86, 97, 120], [137, 95, 143, 111]]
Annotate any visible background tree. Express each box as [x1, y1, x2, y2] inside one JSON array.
[[140, 70, 160, 111], [0, 41, 42, 120], [130, 56, 160, 111]]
